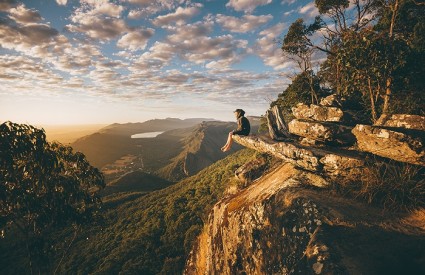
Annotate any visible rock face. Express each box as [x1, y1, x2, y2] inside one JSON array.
[[288, 119, 355, 145], [375, 114, 425, 131], [292, 103, 346, 123], [232, 135, 366, 176], [234, 157, 268, 186], [185, 163, 425, 275], [266, 105, 291, 141], [352, 124, 425, 166]]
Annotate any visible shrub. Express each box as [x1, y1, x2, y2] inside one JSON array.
[[335, 159, 424, 212]]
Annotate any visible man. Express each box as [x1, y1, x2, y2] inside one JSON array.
[[221, 109, 250, 152]]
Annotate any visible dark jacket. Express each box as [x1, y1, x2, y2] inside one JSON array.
[[233, 116, 250, 136]]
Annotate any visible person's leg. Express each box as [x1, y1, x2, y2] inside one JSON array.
[[222, 133, 234, 152], [221, 132, 233, 151]]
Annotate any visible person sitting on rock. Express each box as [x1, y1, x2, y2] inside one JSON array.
[[221, 109, 250, 152]]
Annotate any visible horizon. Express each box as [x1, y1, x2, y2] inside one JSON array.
[[0, 0, 317, 125]]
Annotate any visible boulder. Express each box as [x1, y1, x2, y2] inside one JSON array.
[[352, 124, 425, 166], [292, 103, 348, 123], [232, 135, 368, 174], [235, 157, 268, 186], [288, 119, 355, 145], [266, 105, 291, 141], [319, 94, 344, 107], [320, 153, 365, 178], [185, 163, 425, 275], [375, 114, 425, 131], [232, 135, 321, 171]]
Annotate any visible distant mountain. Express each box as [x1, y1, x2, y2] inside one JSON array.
[[157, 121, 242, 181], [71, 118, 211, 168], [72, 117, 260, 182], [97, 118, 214, 136]]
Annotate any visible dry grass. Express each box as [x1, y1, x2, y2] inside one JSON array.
[[337, 159, 425, 212]]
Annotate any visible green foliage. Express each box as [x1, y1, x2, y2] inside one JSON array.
[[278, 0, 424, 122], [271, 71, 323, 122], [315, 0, 349, 15], [49, 149, 259, 274], [0, 121, 104, 273]]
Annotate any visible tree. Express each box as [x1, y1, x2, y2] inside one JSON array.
[[0, 122, 105, 273], [281, 0, 425, 121], [282, 18, 325, 104], [271, 71, 323, 122]]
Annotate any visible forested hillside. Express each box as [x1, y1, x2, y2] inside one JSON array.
[[53, 149, 259, 274]]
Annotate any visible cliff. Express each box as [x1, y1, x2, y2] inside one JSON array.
[[185, 163, 425, 274], [185, 95, 425, 274]]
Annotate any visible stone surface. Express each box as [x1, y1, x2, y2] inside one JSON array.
[[288, 119, 355, 145], [185, 163, 425, 275], [235, 157, 268, 186], [292, 103, 346, 122], [232, 135, 322, 171], [375, 114, 425, 131], [232, 135, 367, 174], [352, 124, 425, 166], [320, 153, 365, 178], [319, 94, 344, 107], [266, 105, 291, 140]]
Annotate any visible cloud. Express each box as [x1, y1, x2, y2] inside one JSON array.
[[299, 2, 319, 17], [117, 28, 155, 51], [226, 0, 272, 13], [56, 0, 68, 6], [165, 20, 247, 66], [254, 23, 288, 69], [281, 0, 296, 5], [216, 14, 272, 33], [66, 0, 127, 40], [0, 0, 17, 11], [8, 4, 42, 24], [0, 22, 59, 53], [152, 5, 201, 26]]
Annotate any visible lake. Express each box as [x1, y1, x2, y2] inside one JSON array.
[[131, 131, 164, 138]]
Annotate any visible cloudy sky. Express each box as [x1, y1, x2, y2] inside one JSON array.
[[0, 0, 319, 125]]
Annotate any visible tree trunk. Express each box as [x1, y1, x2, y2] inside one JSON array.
[[368, 77, 377, 122], [383, 77, 392, 114]]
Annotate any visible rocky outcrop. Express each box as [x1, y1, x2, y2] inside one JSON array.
[[234, 157, 268, 186], [292, 103, 346, 123], [266, 105, 291, 141], [185, 163, 425, 275], [232, 135, 366, 177], [352, 124, 425, 166], [375, 114, 425, 131], [288, 119, 355, 145]]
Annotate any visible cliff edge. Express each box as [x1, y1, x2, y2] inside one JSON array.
[[185, 163, 425, 274], [185, 95, 425, 274]]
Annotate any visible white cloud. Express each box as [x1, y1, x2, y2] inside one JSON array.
[[216, 14, 273, 33], [226, 0, 272, 13], [66, 0, 127, 40], [56, 0, 68, 6], [117, 28, 155, 51], [0, 22, 59, 54], [299, 2, 319, 17], [8, 4, 42, 24], [152, 6, 201, 26], [254, 23, 288, 69]]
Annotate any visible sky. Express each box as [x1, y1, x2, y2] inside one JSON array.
[[0, 0, 320, 125]]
